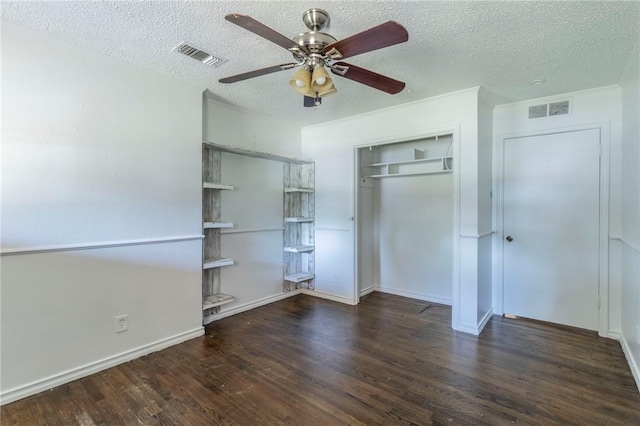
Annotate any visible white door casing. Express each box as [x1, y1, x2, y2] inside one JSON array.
[[498, 127, 609, 333]]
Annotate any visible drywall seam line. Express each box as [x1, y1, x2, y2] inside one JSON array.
[[0, 235, 204, 256]]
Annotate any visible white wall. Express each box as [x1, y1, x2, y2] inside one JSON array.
[[1, 21, 204, 404], [477, 92, 494, 322], [203, 97, 302, 159], [493, 86, 622, 337], [302, 88, 493, 333], [218, 154, 288, 315], [620, 35, 640, 389]]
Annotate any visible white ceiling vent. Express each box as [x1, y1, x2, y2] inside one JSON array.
[[528, 100, 570, 119], [173, 42, 227, 67]]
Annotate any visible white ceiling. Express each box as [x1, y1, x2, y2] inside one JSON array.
[[2, 1, 639, 126]]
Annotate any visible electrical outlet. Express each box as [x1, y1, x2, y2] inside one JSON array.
[[116, 314, 128, 333]]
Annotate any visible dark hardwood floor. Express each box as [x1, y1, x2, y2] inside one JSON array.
[[2, 292, 639, 425]]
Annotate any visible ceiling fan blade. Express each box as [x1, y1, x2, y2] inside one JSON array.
[[219, 63, 297, 84], [331, 62, 405, 94], [323, 21, 408, 60], [225, 14, 300, 51]]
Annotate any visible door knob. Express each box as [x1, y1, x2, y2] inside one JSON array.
[[506, 235, 513, 242]]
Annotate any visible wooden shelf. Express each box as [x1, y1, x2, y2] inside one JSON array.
[[284, 217, 314, 223], [203, 257, 234, 269], [284, 272, 315, 283], [203, 293, 234, 310], [284, 245, 315, 253], [204, 221, 234, 229], [285, 187, 314, 193], [203, 182, 235, 190]]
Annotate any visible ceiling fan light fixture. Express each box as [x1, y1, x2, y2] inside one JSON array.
[[318, 85, 337, 97], [311, 65, 332, 91], [289, 67, 312, 94]]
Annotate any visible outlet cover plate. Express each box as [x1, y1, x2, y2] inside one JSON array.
[[116, 314, 128, 333]]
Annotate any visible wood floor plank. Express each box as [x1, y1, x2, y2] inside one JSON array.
[[2, 293, 639, 425]]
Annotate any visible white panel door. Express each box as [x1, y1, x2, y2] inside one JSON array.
[[503, 129, 600, 330]]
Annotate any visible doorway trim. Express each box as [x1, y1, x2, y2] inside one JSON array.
[[494, 123, 611, 337], [352, 125, 460, 324]]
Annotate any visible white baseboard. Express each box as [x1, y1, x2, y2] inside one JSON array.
[[0, 327, 204, 406], [477, 309, 494, 335], [619, 333, 640, 393], [375, 286, 452, 306], [302, 289, 356, 305], [454, 323, 481, 335], [210, 290, 302, 322], [607, 330, 621, 340], [453, 309, 494, 336], [359, 285, 375, 297]]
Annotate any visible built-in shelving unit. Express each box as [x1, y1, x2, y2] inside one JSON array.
[[202, 141, 315, 323], [284, 272, 315, 283], [284, 217, 314, 223], [203, 182, 235, 190], [203, 221, 234, 229], [203, 257, 234, 269], [362, 146, 453, 178], [284, 245, 315, 253], [283, 166, 315, 291], [202, 145, 236, 324], [202, 293, 235, 310], [285, 187, 314, 193]]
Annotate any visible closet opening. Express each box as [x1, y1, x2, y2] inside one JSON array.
[[355, 132, 456, 312]]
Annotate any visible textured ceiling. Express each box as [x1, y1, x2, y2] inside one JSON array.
[[2, 1, 639, 126]]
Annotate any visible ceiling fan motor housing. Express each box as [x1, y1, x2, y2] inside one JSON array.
[[293, 32, 337, 54], [302, 8, 329, 31], [293, 10, 339, 69]]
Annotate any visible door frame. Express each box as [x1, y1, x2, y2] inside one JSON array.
[[494, 123, 611, 337]]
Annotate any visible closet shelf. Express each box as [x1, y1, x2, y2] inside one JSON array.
[[368, 169, 453, 178], [364, 156, 453, 168], [203, 293, 234, 310], [363, 156, 453, 178], [284, 245, 315, 253], [203, 182, 235, 190], [285, 187, 314, 193], [284, 217, 314, 223], [204, 221, 234, 229], [284, 272, 315, 283], [203, 257, 234, 269]]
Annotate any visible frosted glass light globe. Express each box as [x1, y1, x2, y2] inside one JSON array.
[[295, 80, 305, 87], [315, 76, 326, 85]]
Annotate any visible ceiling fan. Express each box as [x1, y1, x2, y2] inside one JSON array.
[[219, 8, 409, 107]]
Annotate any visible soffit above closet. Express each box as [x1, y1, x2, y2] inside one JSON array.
[[2, 1, 638, 126]]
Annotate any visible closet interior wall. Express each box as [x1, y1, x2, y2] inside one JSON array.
[[357, 135, 454, 305]]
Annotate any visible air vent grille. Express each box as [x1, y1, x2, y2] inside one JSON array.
[[173, 42, 227, 68], [528, 100, 570, 119]]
